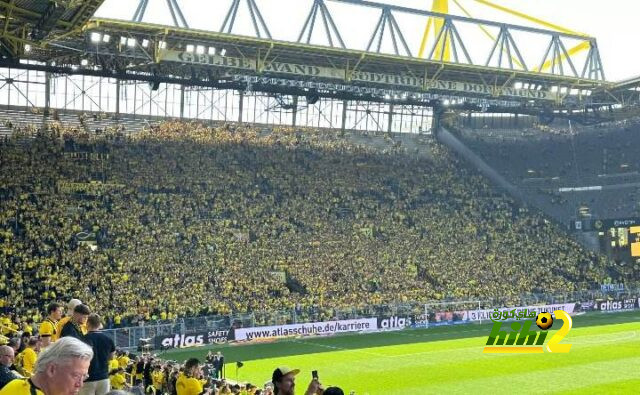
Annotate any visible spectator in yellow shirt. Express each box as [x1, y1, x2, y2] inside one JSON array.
[[150, 365, 164, 395], [21, 320, 34, 337], [38, 302, 63, 347], [176, 358, 212, 395], [117, 351, 129, 368], [108, 357, 119, 373], [19, 338, 39, 377], [109, 367, 127, 390]]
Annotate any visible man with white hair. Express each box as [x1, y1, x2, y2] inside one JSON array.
[[0, 345, 18, 390], [0, 337, 93, 395]]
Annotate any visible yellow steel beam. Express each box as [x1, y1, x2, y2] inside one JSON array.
[[423, 0, 589, 73], [418, 0, 451, 60], [536, 41, 590, 72], [432, 0, 450, 61], [417, 16, 432, 58], [473, 0, 588, 37], [452, 0, 524, 70]]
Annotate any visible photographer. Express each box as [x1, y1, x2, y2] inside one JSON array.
[[176, 358, 212, 395]]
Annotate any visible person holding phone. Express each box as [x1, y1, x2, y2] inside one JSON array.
[[176, 358, 213, 395], [271, 366, 323, 395]]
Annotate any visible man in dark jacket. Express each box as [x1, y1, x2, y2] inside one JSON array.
[[60, 304, 91, 341], [79, 314, 115, 395], [0, 345, 18, 390]]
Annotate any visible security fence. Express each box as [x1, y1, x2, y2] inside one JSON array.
[[100, 285, 639, 351]]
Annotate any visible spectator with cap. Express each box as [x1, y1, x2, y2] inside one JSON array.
[[80, 314, 116, 395], [60, 304, 91, 341], [0, 336, 93, 395], [0, 345, 18, 390], [271, 367, 323, 395]]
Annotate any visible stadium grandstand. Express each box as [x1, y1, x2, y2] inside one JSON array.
[[0, 1, 639, 394]]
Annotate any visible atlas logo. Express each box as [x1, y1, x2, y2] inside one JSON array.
[[379, 316, 409, 329], [599, 301, 624, 311], [598, 299, 638, 311], [161, 334, 204, 348]]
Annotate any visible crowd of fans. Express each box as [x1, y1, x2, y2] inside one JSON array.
[[0, 117, 622, 330], [0, 299, 329, 394]]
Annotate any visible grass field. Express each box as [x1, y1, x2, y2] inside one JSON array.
[[161, 311, 640, 394]]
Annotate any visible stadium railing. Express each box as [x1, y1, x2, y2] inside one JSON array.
[[98, 286, 639, 350]]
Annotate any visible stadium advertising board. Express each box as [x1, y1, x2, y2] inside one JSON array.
[[155, 329, 230, 349], [233, 318, 377, 341], [465, 303, 576, 322], [377, 315, 411, 331], [410, 313, 429, 329], [160, 50, 556, 101], [591, 217, 640, 229], [580, 298, 640, 312]]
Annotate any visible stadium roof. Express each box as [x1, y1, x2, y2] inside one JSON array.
[[1, 0, 638, 114], [0, 1, 104, 45]]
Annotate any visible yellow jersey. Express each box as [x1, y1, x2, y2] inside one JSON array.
[[176, 372, 204, 395], [152, 370, 164, 390], [38, 318, 58, 341], [20, 348, 38, 376], [0, 379, 44, 395], [22, 324, 33, 336], [108, 358, 119, 372], [117, 355, 129, 368], [110, 373, 127, 390]]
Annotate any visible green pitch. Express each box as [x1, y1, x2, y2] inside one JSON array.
[[160, 311, 640, 394]]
